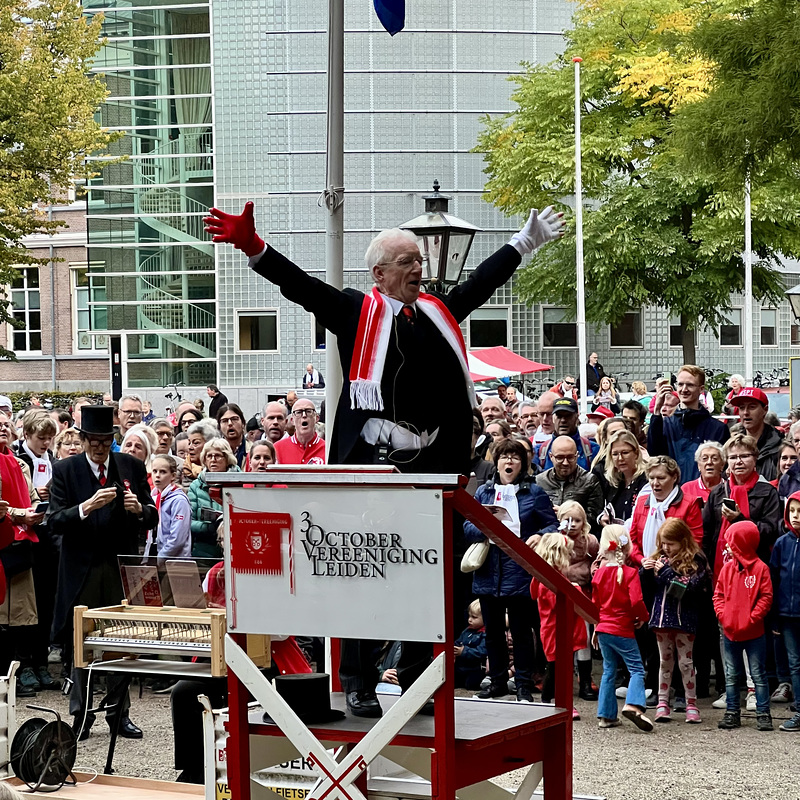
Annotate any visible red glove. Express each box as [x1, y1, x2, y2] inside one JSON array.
[[203, 201, 265, 258]]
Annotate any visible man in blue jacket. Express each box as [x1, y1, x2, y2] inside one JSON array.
[[648, 365, 729, 482]]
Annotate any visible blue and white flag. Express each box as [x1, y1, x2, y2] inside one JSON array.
[[373, 0, 405, 35]]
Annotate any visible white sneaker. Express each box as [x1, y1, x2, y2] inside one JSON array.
[[772, 682, 793, 704], [615, 685, 628, 698], [746, 690, 757, 711], [712, 693, 727, 709]]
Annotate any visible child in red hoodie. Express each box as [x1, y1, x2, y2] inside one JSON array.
[[713, 520, 774, 731], [591, 525, 653, 732]]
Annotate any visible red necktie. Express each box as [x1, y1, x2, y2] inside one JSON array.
[[98, 463, 106, 487], [401, 306, 415, 325]]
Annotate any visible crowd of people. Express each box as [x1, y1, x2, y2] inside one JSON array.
[[462, 365, 800, 733]]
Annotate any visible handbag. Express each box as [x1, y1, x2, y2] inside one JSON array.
[[460, 540, 490, 573], [0, 539, 34, 578]]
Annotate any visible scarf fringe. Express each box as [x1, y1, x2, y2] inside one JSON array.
[[350, 378, 385, 411]]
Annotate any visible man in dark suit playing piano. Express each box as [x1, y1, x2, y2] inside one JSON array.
[[49, 405, 157, 740]]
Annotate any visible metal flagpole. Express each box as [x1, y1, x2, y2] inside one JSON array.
[[573, 57, 588, 417], [744, 175, 753, 385], [324, 0, 344, 453]]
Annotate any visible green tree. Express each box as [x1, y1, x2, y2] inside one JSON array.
[[475, 0, 800, 365], [0, 0, 116, 360]]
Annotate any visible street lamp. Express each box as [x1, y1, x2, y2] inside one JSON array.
[[787, 284, 800, 323], [399, 180, 480, 290]]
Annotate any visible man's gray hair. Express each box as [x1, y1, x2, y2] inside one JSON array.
[[120, 393, 142, 405], [694, 440, 725, 464], [791, 420, 800, 440], [364, 228, 418, 270], [263, 401, 288, 419], [187, 419, 220, 442], [519, 400, 538, 413]]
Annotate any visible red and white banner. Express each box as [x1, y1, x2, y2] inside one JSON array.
[[229, 510, 290, 576]]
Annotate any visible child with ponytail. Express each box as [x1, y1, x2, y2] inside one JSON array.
[[641, 518, 708, 724], [530, 532, 588, 719], [592, 525, 653, 731]]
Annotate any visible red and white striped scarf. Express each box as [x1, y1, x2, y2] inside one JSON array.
[[350, 287, 474, 411]]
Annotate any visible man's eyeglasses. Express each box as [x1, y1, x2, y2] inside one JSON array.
[[564, 380, 576, 386], [120, 409, 142, 417], [0, 422, 13, 430], [293, 408, 316, 417], [377, 255, 423, 269], [86, 437, 114, 447]]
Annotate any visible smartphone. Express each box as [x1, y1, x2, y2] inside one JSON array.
[[722, 498, 736, 511], [200, 507, 223, 522], [34, 501, 49, 514]]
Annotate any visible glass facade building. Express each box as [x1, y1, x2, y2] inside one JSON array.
[[85, 0, 216, 388]]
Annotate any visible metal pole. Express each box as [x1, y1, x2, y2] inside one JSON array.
[[324, 0, 344, 452], [573, 57, 588, 417], [744, 175, 753, 385]]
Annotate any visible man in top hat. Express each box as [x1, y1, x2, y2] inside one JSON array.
[[48, 405, 157, 741]]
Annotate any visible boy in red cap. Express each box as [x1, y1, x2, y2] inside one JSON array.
[[713, 520, 773, 730]]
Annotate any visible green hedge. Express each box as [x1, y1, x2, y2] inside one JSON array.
[[3, 390, 105, 412]]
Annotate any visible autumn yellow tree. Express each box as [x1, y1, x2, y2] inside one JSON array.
[[476, 0, 800, 364], [0, 0, 117, 359]]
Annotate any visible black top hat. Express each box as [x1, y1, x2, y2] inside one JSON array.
[[78, 405, 116, 436], [263, 673, 346, 725]]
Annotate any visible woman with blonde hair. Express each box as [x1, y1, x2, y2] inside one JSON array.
[[54, 427, 82, 459], [601, 430, 649, 524]]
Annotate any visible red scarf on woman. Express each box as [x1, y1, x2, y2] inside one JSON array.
[[716, 471, 759, 583], [0, 444, 36, 604]]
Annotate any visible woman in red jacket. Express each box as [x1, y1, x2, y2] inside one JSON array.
[[629, 456, 703, 567]]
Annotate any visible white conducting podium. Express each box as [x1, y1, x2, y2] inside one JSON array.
[[209, 467, 598, 800]]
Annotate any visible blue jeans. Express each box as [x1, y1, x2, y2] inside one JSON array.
[[722, 634, 770, 714], [597, 633, 646, 720], [780, 617, 800, 707]]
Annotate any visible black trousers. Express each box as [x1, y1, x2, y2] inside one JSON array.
[[32, 535, 59, 666], [172, 678, 228, 778], [479, 594, 536, 689]]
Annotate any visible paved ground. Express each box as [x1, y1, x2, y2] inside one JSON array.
[[14, 670, 799, 800]]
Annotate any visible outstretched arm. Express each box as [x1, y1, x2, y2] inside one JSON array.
[[446, 207, 564, 322], [204, 202, 353, 334]]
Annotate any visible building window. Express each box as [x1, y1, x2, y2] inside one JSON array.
[[761, 308, 777, 346], [610, 310, 643, 348], [10, 267, 41, 352], [72, 266, 108, 351], [469, 307, 509, 348], [542, 307, 577, 348], [669, 314, 698, 348], [313, 316, 326, 351], [719, 308, 742, 346], [792, 324, 800, 346], [237, 311, 278, 352]]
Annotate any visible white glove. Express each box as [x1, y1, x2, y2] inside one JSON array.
[[509, 206, 564, 255]]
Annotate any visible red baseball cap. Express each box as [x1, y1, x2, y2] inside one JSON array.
[[730, 387, 768, 408], [586, 405, 614, 420]]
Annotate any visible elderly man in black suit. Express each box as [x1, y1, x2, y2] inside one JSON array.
[[205, 201, 562, 716], [48, 405, 157, 741]]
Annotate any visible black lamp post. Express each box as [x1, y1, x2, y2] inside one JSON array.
[[787, 284, 800, 323], [399, 180, 480, 290]]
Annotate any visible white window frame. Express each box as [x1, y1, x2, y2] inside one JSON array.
[[668, 314, 699, 349], [71, 264, 108, 354], [8, 266, 42, 354], [718, 307, 743, 348], [791, 322, 800, 347], [467, 306, 511, 349], [541, 305, 578, 349], [235, 309, 280, 354], [760, 308, 778, 348], [609, 309, 644, 349]]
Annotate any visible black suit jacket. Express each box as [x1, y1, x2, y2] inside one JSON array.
[[48, 452, 157, 639], [253, 244, 521, 474]]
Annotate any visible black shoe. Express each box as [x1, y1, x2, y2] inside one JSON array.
[[475, 682, 508, 700], [756, 713, 774, 732], [578, 682, 598, 701], [718, 711, 741, 730], [73, 713, 96, 742], [516, 685, 535, 703], [345, 691, 382, 718], [110, 716, 143, 739], [36, 666, 61, 690]]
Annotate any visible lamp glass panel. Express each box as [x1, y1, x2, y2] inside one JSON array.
[[444, 232, 473, 283]]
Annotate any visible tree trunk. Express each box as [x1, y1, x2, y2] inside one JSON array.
[[681, 314, 696, 365]]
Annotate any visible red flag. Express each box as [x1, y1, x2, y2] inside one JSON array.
[[230, 510, 290, 575]]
